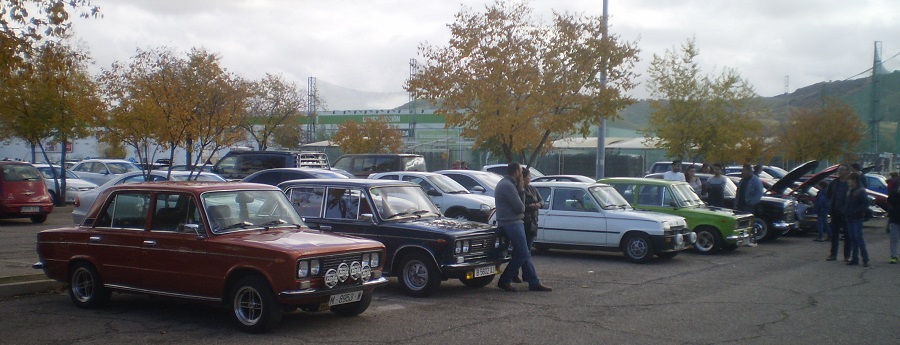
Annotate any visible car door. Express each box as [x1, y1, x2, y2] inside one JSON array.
[[85, 191, 152, 289], [540, 187, 607, 246]]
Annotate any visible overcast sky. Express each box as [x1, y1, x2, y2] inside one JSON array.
[[69, 0, 899, 109]]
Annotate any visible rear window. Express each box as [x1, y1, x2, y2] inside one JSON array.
[[2, 165, 43, 182]]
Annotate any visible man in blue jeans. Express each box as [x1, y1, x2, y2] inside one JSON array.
[[495, 162, 551, 293]]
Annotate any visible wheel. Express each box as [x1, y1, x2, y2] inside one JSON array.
[[398, 252, 441, 297], [68, 262, 111, 309], [445, 209, 471, 221], [330, 291, 373, 317], [693, 227, 723, 254], [753, 218, 775, 242], [229, 276, 282, 334], [622, 233, 653, 264], [30, 214, 48, 224], [460, 274, 494, 288], [656, 251, 679, 260]]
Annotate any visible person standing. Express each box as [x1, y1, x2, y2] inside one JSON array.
[[514, 167, 543, 283], [685, 166, 703, 195], [705, 163, 728, 208], [850, 163, 867, 188], [826, 164, 852, 262], [494, 163, 551, 292], [736, 163, 763, 245], [887, 177, 900, 264], [843, 172, 870, 267], [663, 160, 686, 182], [813, 181, 831, 242]]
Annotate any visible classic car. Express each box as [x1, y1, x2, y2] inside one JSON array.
[[530, 175, 597, 183], [370, 171, 495, 223], [35, 182, 387, 333], [530, 182, 694, 263], [599, 178, 754, 254], [278, 179, 509, 297]]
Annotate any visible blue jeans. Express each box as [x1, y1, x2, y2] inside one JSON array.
[[890, 222, 900, 258], [499, 223, 541, 287], [846, 219, 869, 263], [816, 214, 831, 238], [830, 213, 851, 259]]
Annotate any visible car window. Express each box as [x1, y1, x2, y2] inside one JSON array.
[[403, 176, 438, 194], [637, 185, 666, 207], [378, 174, 400, 180], [1, 165, 42, 181], [95, 192, 151, 229], [324, 188, 363, 220], [535, 187, 551, 209], [202, 190, 304, 234], [117, 175, 148, 185], [445, 174, 478, 190], [288, 186, 326, 218], [242, 155, 285, 173], [402, 156, 427, 172], [215, 156, 238, 175], [610, 183, 635, 201], [247, 171, 281, 185], [552, 188, 596, 212], [90, 162, 108, 173], [73, 163, 90, 173], [108, 162, 140, 174], [151, 193, 199, 232]]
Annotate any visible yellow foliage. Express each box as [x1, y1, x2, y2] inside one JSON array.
[[777, 97, 865, 162], [331, 117, 403, 154]]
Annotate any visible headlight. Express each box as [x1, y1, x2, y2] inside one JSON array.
[[297, 260, 310, 278], [310, 259, 320, 275], [370, 252, 380, 267], [455, 241, 462, 254], [463, 240, 470, 253], [66, 186, 79, 191], [662, 221, 671, 232], [480, 204, 492, 212]]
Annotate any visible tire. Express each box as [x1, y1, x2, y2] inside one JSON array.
[[330, 291, 373, 317], [459, 275, 494, 288], [229, 276, 282, 334], [753, 218, 775, 242], [68, 262, 111, 309], [398, 252, 441, 297], [656, 251, 678, 260], [693, 227, 723, 255], [622, 233, 653, 264], [445, 209, 471, 221], [30, 214, 48, 224]]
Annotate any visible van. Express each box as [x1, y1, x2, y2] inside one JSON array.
[[0, 161, 54, 223], [212, 150, 330, 180], [331, 154, 426, 178]]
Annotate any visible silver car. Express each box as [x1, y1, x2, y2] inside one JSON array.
[[70, 159, 142, 185], [33, 164, 98, 203], [71, 170, 225, 224]]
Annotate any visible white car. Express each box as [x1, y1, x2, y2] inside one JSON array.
[[481, 164, 544, 178], [434, 169, 503, 197], [72, 170, 226, 224], [32, 164, 98, 203], [530, 181, 694, 263], [369, 171, 495, 223], [70, 159, 142, 185]]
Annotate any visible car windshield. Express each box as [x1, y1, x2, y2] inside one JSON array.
[[369, 185, 441, 220], [426, 175, 470, 193], [202, 190, 304, 234], [171, 173, 226, 182], [477, 172, 503, 188], [308, 170, 347, 179], [108, 162, 140, 174], [588, 185, 631, 209], [671, 183, 704, 207]]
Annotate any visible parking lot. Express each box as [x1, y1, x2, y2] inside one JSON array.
[[1, 207, 898, 344]]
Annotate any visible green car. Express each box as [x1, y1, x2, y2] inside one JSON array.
[[599, 177, 754, 254]]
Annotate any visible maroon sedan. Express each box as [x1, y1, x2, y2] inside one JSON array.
[[35, 182, 387, 333]]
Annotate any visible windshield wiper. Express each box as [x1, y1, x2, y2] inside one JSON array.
[[386, 211, 412, 220], [412, 210, 434, 217], [259, 219, 289, 230], [221, 221, 253, 231]]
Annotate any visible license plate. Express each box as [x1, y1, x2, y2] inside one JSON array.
[[20, 206, 39, 213], [473, 265, 496, 278], [328, 291, 363, 306]]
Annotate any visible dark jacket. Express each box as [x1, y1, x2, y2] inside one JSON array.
[[494, 175, 525, 226], [888, 186, 900, 224], [842, 185, 869, 222]]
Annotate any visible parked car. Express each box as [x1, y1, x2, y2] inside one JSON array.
[[0, 161, 54, 223], [646, 161, 703, 175], [434, 169, 503, 197], [599, 177, 754, 254], [168, 164, 215, 173], [724, 165, 788, 179], [331, 153, 426, 178], [277, 179, 510, 297], [370, 171, 495, 223], [482, 164, 544, 178], [212, 150, 331, 180], [799, 164, 887, 219], [645, 172, 798, 242], [70, 159, 142, 186], [32, 164, 98, 204], [242, 168, 349, 186], [530, 175, 596, 183], [530, 182, 694, 263], [35, 182, 387, 333], [72, 170, 226, 225]]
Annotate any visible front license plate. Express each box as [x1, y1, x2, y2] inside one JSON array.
[[20, 206, 39, 213], [473, 265, 496, 278], [329, 291, 363, 306]]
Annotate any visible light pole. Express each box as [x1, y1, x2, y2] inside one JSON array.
[[595, 0, 609, 179]]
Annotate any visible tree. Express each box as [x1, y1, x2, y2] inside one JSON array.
[[239, 73, 305, 150], [331, 117, 402, 154], [406, 0, 639, 165], [271, 114, 305, 149], [644, 38, 764, 164], [777, 97, 865, 162]]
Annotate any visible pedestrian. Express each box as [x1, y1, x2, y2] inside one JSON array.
[[887, 177, 900, 264], [826, 164, 852, 262], [705, 163, 728, 208], [685, 166, 703, 195], [513, 167, 543, 283], [843, 172, 870, 267], [699, 163, 711, 174], [850, 163, 867, 188], [494, 162, 551, 292], [754, 163, 764, 176], [813, 181, 831, 242], [663, 160, 686, 182], [460, 161, 469, 170], [452, 160, 461, 169], [736, 163, 762, 245]]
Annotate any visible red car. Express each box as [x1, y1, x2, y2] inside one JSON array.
[[0, 161, 53, 223], [35, 182, 387, 333]]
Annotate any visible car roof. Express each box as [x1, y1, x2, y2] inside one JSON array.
[[278, 178, 418, 188], [531, 181, 610, 188], [434, 169, 497, 176], [371, 171, 441, 177], [105, 181, 277, 193], [600, 177, 685, 186]]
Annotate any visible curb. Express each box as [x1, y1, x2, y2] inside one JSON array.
[[0, 276, 65, 298]]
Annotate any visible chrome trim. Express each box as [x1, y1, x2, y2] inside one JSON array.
[[105, 284, 221, 302], [772, 220, 798, 230]]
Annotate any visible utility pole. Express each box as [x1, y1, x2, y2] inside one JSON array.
[[306, 77, 317, 144], [869, 41, 882, 154], [595, 0, 609, 179]]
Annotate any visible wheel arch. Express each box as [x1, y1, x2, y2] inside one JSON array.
[[390, 245, 441, 275], [223, 267, 272, 303]]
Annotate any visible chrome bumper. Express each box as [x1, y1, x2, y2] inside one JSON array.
[[278, 277, 388, 299]]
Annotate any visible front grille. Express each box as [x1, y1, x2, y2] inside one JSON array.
[[459, 234, 499, 261], [784, 204, 796, 222], [671, 225, 688, 235], [735, 215, 754, 229], [299, 250, 380, 288]]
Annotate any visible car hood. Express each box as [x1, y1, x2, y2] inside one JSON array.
[[796, 164, 840, 192], [45, 178, 97, 188], [678, 204, 748, 218], [387, 217, 496, 236], [444, 192, 495, 206], [768, 160, 818, 195], [223, 228, 383, 256], [612, 208, 687, 226]]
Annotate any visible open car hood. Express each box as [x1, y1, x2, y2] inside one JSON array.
[[768, 160, 818, 195], [795, 164, 839, 193]]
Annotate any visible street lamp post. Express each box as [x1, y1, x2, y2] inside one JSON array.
[[595, 0, 609, 179]]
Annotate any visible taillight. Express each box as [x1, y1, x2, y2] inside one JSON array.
[[74, 196, 80, 207]]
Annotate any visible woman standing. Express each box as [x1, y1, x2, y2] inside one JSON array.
[[705, 164, 727, 208], [685, 166, 703, 196]]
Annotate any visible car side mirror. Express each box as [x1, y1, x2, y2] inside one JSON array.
[[182, 224, 206, 239], [427, 190, 441, 197], [360, 213, 375, 223], [669, 201, 678, 209], [472, 186, 486, 193]]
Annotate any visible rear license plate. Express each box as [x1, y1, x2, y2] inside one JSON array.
[[329, 291, 363, 306], [473, 265, 496, 278], [21, 206, 39, 213]]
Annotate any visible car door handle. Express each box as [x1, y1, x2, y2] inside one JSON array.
[[89, 236, 101, 243], [143, 240, 157, 247], [320, 225, 332, 231]]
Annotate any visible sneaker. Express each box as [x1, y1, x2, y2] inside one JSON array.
[[844, 257, 850, 262], [890, 257, 897, 264], [847, 260, 859, 266], [826, 256, 837, 261]]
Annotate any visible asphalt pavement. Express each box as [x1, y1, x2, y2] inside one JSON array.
[[0, 205, 74, 298]]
